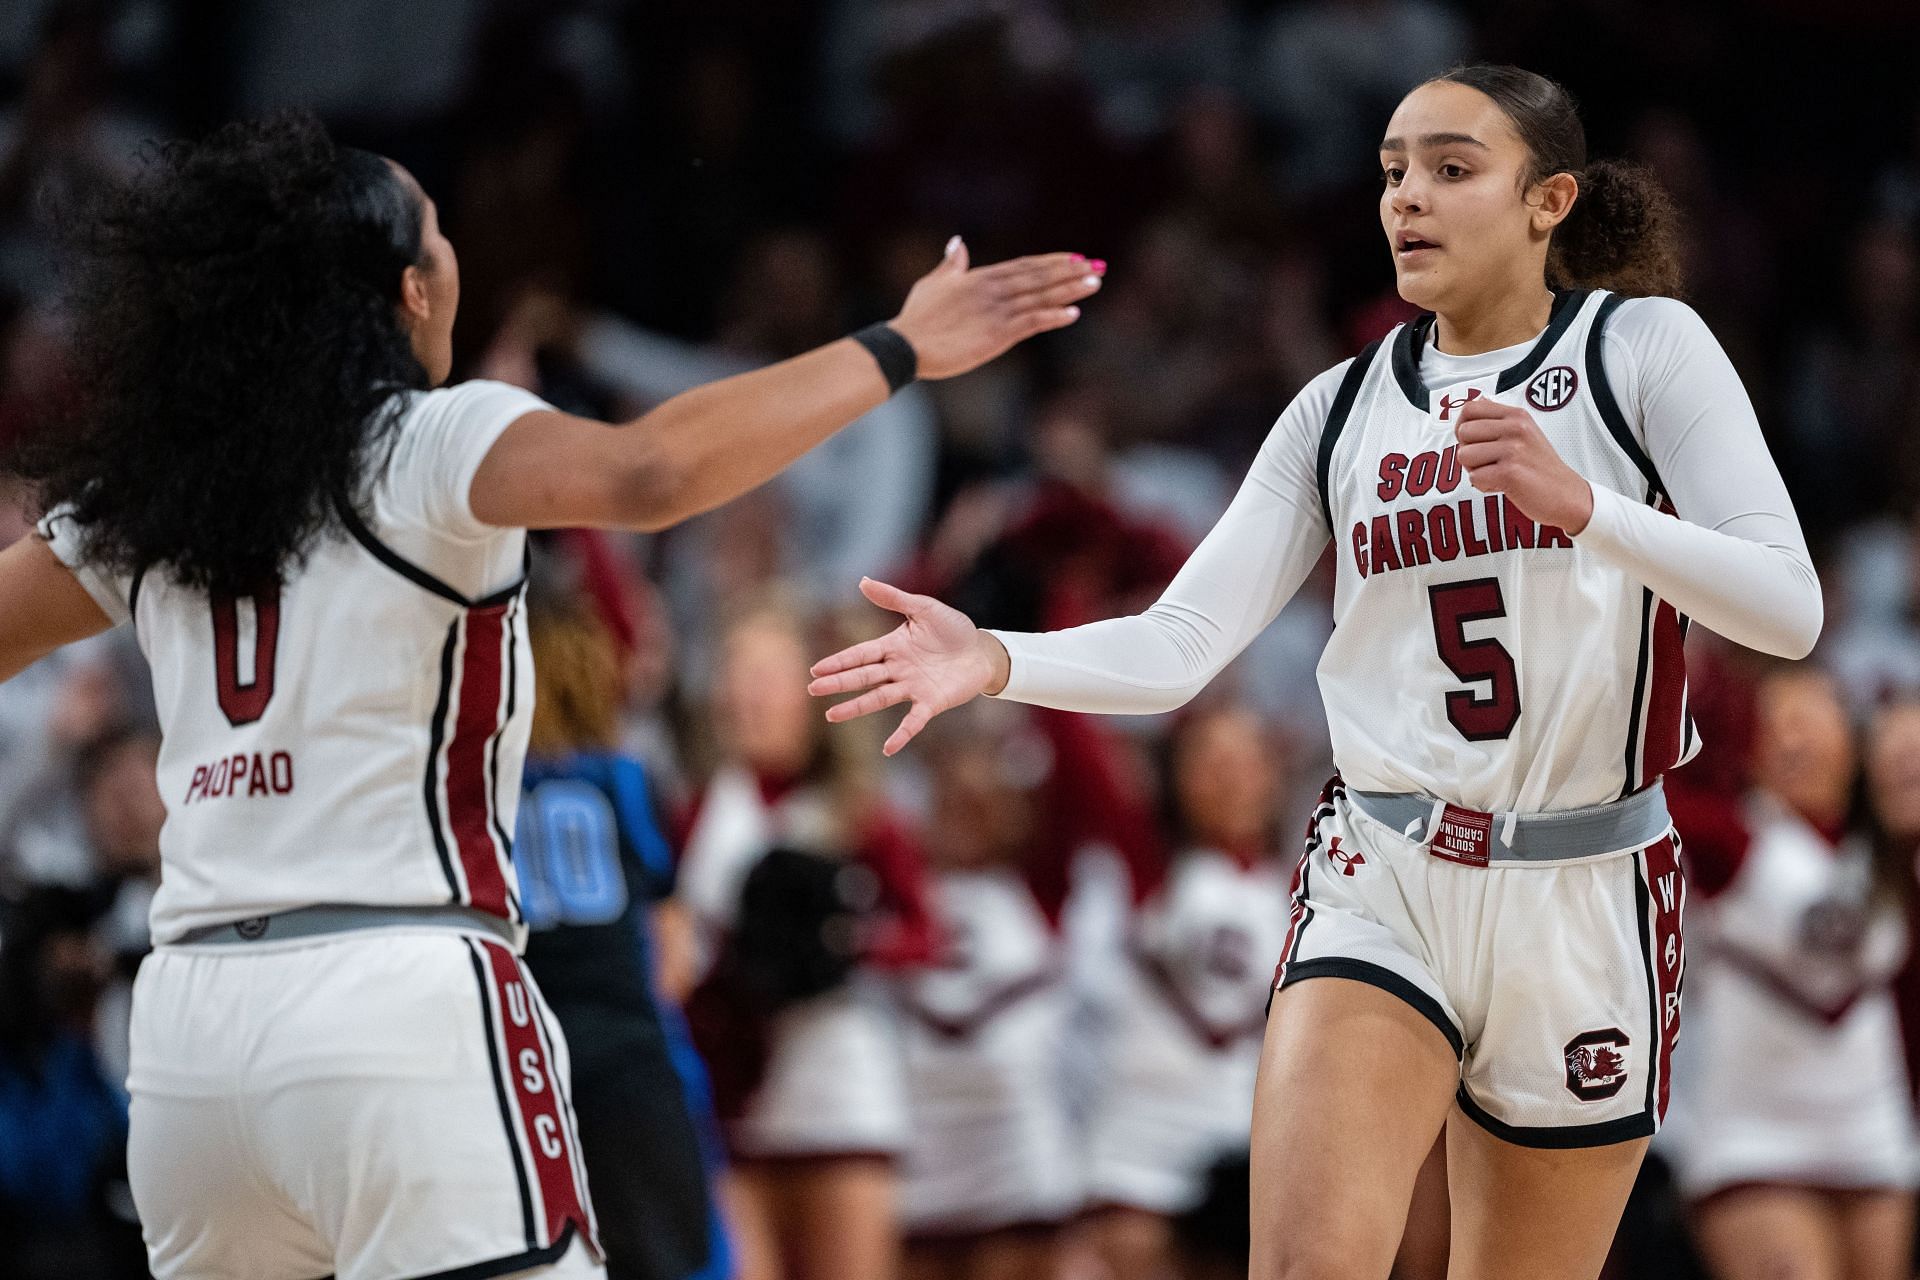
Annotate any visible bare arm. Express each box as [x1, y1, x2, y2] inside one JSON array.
[[469, 242, 1102, 532], [0, 536, 115, 683]]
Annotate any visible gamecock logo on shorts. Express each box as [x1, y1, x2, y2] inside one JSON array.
[[1562, 1029, 1631, 1101]]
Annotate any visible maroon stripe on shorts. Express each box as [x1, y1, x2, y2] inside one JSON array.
[[1642, 835, 1685, 1121], [448, 605, 512, 917], [480, 943, 593, 1250]]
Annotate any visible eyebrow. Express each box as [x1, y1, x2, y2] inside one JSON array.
[[1379, 132, 1491, 153]]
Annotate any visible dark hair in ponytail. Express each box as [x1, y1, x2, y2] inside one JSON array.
[[1434, 65, 1684, 298]]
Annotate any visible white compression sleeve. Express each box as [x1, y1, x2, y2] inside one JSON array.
[[985, 364, 1344, 714], [1572, 298, 1822, 658]]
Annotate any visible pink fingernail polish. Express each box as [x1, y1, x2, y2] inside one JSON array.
[[1091, 260, 1108, 274], [1070, 253, 1086, 263]]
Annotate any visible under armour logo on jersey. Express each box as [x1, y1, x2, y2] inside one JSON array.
[[1326, 837, 1366, 876], [1435, 387, 1484, 421]]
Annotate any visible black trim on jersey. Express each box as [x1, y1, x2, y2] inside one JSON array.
[[427, 622, 462, 901], [1455, 1086, 1654, 1150], [1390, 315, 1437, 411], [1585, 293, 1666, 500], [1389, 288, 1586, 411], [1315, 339, 1385, 533], [334, 494, 473, 607], [466, 939, 540, 1252], [408, 1224, 578, 1280], [1280, 957, 1464, 1061], [1620, 587, 1655, 800], [1633, 846, 1661, 1122], [127, 564, 149, 618], [1494, 289, 1589, 392], [487, 594, 523, 922], [331, 492, 528, 609]]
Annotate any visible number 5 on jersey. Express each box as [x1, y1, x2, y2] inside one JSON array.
[[1428, 578, 1520, 740]]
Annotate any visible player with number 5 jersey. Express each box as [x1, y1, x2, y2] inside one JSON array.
[[810, 66, 1821, 1280], [0, 114, 1103, 1280]]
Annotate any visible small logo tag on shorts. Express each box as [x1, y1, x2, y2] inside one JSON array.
[[234, 916, 270, 940], [1429, 804, 1493, 867], [1564, 1029, 1631, 1100]]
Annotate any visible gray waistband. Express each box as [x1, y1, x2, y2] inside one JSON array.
[[171, 904, 519, 948], [1347, 779, 1671, 864]]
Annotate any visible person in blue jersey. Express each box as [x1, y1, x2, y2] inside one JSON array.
[[514, 568, 730, 1280]]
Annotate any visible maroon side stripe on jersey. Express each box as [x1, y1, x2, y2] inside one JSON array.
[[478, 942, 595, 1251], [447, 604, 513, 917], [1639, 601, 1688, 786]]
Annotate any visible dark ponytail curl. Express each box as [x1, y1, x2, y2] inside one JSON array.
[[10, 111, 429, 597], [1436, 65, 1685, 299]]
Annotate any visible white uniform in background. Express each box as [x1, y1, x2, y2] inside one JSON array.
[[677, 765, 911, 1159], [46, 380, 604, 1280], [1663, 796, 1920, 1198], [987, 292, 1819, 1145], [1087, 847, 1289, 1213], [894, 867, 1081, 1235]]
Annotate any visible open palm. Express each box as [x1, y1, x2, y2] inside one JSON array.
[[808, 578, 1000, 755]]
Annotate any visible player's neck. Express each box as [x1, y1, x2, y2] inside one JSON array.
[[1432, 285, 1556, 357]]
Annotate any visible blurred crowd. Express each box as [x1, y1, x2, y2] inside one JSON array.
[[3, 0, 1920, 1278]]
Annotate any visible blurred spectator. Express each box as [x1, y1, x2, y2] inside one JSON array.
[[1248, 0, 1468, 196], [677, 599, 933, 1280], [513, 575, 732, 1280], [0, 886, 146, 1279], [1783, 219, 1920, 535], [1665, 671, 1918, 1280], [1083, 703, 1291, 1280], [1073, 0, 1242, 143], [0, 0, 164, 297], [893, 699, 1085, 1280]]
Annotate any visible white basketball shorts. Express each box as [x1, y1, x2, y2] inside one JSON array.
[[127, 927, 603, 1280], [1271, 778, 1685, 1147]]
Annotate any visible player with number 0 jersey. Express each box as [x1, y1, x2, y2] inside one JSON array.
[[0, 114, 1103, 1280]]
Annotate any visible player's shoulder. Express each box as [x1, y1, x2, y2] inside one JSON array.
[[1265, 358, 1358, 444], [394, 378, 549, 433], [1597, 294, 1714, 350]]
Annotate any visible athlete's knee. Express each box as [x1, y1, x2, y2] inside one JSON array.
[[1253, 1232, 1393, 1280]]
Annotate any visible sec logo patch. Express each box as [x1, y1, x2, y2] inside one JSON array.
[[1526, 365, 1579, 412]]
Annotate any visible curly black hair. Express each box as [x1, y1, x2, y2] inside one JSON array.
[[9, 112, 430, 596]]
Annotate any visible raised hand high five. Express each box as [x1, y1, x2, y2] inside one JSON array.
[[807, 578, 1011, 756], [890, 239, 1106, 380]]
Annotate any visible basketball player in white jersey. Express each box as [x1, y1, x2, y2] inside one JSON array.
[[810, 65, 1821, 1279], [0, 114, 1102, 1280]]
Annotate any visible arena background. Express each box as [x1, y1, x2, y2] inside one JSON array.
[[1, 1, 1918, 1277]]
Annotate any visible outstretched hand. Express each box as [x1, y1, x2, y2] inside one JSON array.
[[890, 238, 1105, 381], [808, 578, 1009, 756]]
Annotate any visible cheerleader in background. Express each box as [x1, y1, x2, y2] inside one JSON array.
[[1665, 672, 1918, 1280], [893, 700, 1089, 1280], [1083, 703, 1292, 1280], [675, 599, 935, 1280]]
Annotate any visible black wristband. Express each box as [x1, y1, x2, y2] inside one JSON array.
[[852, 322, 918, 394]]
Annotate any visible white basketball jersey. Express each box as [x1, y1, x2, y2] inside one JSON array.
[[1317, 290, 1697, 813], [42, 380, 549, 944]]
